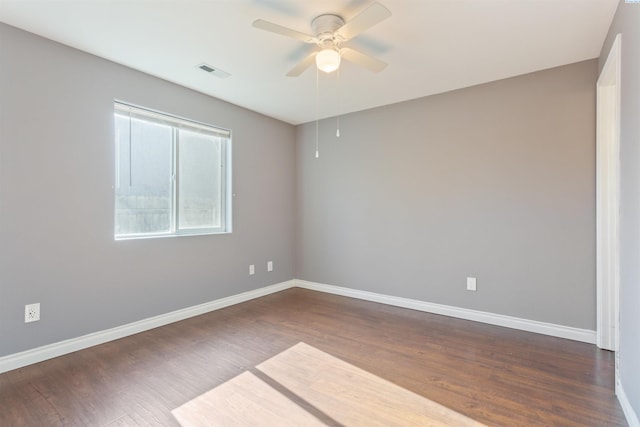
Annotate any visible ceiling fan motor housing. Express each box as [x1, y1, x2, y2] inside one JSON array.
[[311, 14, 345, 47]]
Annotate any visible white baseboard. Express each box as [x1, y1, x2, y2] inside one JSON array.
[[618, 382, 640, 427], [0, 280, 296, 374], [295, 280, 597, 344], [0, 278, 599, 375]]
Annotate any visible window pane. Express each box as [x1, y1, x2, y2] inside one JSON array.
[[113, 102, 231, 239], [115, 114, 172, 236], [178, 129, 222, 230]]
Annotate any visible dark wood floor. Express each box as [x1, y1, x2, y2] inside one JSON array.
[[0, 288, 627, 426]]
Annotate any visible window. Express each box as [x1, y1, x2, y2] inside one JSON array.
[[114, 102, 231, 239]]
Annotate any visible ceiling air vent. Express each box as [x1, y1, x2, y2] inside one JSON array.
[[197, 63, 231, 79]]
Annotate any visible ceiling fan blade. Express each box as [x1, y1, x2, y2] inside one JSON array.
[[286, 52, 318, 77], [252, 19, 317, 43], [340, 47, 387, 73], [336, 2, 391, 41]]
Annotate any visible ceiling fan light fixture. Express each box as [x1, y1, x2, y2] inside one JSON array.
[[316, 48, 341, 73]]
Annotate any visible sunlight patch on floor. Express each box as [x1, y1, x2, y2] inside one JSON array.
[[173, 342, 486, 426]]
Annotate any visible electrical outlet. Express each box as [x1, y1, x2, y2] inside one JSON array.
[[267, 261, 273, 272], [467, 277, 477, 291], [249, 264, 255, 275], [25, 303, 40, 323]]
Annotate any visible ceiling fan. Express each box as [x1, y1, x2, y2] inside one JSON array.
[[252, 2, 391, 77]]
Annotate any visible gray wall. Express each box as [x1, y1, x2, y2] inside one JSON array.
[[0, 23, 296, 357], [600, 0, 640, 418], [295, 60, 597, 330]]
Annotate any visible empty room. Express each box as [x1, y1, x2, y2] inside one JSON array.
[[1, 0, 639, 425]]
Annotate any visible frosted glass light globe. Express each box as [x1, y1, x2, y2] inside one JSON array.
[[316, 49, 341, 73]]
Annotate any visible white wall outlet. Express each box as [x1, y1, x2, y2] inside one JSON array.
[[25, 303, 40, 323], [249, 264, 255, 275], [467, 277, 477, 291], [267, 261, 273, 272]]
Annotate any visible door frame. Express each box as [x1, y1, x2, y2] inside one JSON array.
[[596, 33, 621, 356]]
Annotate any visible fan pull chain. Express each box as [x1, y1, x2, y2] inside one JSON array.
[[315, 66, 320, 158], [336, 68, 341, 138], [315, 121, 319, 158]]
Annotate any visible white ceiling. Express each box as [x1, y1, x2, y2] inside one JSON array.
[[0, 0, 618, 125]]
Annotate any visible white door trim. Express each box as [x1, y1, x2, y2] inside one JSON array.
[[596, 33, 621, 354]]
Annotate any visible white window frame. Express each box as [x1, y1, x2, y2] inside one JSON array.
[[114, 101, 232, 240]]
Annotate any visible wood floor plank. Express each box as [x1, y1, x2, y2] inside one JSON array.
[[0, 288, 627, 426]]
